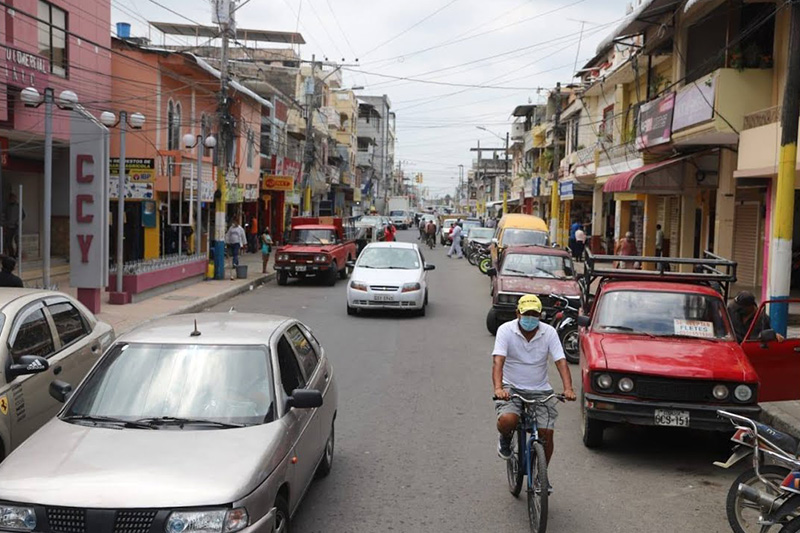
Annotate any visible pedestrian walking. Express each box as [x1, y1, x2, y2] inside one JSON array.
[[448, 222, 464, 258], [225, 218, 247, 280], [574, 225, 587, 261], [4, 193, 23, 257], [568, 219, 581, 257], [418, 217, 426, 241], [614, 231, 638, 269], [385, 223, 396, 242], [655, 224, 665, 257], [260, 228, 273, 274], [249, 215, 259, 254], [0, 255, 23, 287]]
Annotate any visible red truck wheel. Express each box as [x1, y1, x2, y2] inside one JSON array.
[[326, 262, 338, 286]]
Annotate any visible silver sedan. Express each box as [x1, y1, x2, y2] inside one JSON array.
[[0, 312, 337, 533]]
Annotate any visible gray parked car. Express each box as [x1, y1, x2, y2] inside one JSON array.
[[0, 289, 114, 461], [0, 312, 337, 533]]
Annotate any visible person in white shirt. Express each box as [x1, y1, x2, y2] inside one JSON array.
[[574, 225, 587, 261], [447, 222, 463, 259], [225, 218, 248, 278], [493, 294, 576, 470]]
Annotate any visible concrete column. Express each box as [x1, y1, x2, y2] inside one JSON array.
[[591, 185, 604, 252], [615, 198, 631, 242], [642, 194, 659, 268], [679, 190, 698, 270], [714, 150, 737, 259]]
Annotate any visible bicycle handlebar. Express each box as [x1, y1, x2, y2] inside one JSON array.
[[493, 393, 566, 404]]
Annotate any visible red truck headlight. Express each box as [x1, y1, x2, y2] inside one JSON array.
[[315, 254, 328, 263]]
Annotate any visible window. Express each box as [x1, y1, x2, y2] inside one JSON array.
[[286, 325, 319, 379], [49, 301, 89, 346], [601, 105, 614, 143], [38, 1, 67, 77], [570, 115, 580, 153], [246, 129, 255, 169], [277, 336, 306, 396], [10, 307, 55, 359]]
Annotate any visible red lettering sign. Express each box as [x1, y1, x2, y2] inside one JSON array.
[[77, 154, 93, 183], [76, 194, 93, 223], [77, 235, 93, 263]]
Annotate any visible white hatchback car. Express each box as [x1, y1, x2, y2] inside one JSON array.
[[346, 242, 435, 316]]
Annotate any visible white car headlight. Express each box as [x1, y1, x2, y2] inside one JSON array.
[[595, 373, 613, 390], [315, 255, 327, 263], [165, 508, 248, 533], [734, 385, 754, 403], [0, 505, 37, 532], [350, 281, 368, 291], [277, 254, 289, 261], [402, 282, 421, 293], [712, 384, 729, 400], [618, 377, 634, 393]]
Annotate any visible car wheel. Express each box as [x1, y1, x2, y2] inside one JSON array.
[[486, 308, 499, 336], [274, 494, 290, 533], [339, 258, 351, 279], [424, 290, 429, 306], [277, 271, 288, 286], [581, 393, 604, 448], [347, 303, 357, 316], [326, 262, 338, 286], [316, 423, 335, 478]]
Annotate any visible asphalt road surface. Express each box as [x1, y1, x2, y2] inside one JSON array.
[[210, 230, 745, 533]]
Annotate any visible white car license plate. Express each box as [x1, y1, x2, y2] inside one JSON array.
[[295, 265, 307, 272], [654, 409, 690, 427], [374, 295, 395, 302]]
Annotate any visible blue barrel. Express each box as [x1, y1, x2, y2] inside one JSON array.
[[116, 22, 131, 38]]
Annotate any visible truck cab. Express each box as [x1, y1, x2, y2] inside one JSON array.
[[274, 217, 358, 287]]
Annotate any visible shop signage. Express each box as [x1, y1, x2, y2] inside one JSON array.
[[270, 155, 302, 180], [244, 184, 259, 202], [70, 111, 108, 288], [109, 158, 156, 200], [673, 73, 717, 131], [532, 177, 541, 197], [263, 175, 294, 191], [1, 46, 49, 89], [559, 180, 575, 201], [226, 184, 244, 203], [181, 178, 214, 202], [353, 188, 362, 202], [636, 92, 675, 150]]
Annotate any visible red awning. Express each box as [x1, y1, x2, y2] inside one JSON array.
[[603, 155, 693, 193]]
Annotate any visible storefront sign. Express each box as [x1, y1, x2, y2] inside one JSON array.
[[109, 177, 154, 200], [353, 188, 362, 202], [70, 111, 108, 288], [182, 178, 214, 202], [636, 92, 675, 150], [263, 175, 294, 191], [1, 46, 49, 89], [559, 181, 575, 201], [226, 184, 244, 203], [109, 158, 156, 199], [673, 73, 717, 131], [244, 184, 259, 202], [269, 156, 302, 180]]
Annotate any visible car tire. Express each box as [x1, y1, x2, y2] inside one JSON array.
[[316, 423, 335, 478], [339, 257, 351, 280], [581, 393, 604, 448], [347, 303, 357, 316], [274, 494, 291, 533], [326, 262, 338, 286], [486, 308, 499, 336], [277, 271, 288, 286]]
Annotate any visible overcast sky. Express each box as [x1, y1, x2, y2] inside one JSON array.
[[113, 0, 632, 196]]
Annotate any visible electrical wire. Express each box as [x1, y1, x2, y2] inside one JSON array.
[[359, 0, 460, 58]]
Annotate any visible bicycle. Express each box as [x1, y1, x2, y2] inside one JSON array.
[[426, 233, 436, 249], [494, 392, 565, 533]]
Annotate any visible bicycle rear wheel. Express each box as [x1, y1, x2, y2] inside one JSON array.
[[507, 429, 524, 497], [527, 441, 549, 533]]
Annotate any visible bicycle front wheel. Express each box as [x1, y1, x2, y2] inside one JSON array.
[[527, 441, 549, 533], [507, 429, 524, 497]]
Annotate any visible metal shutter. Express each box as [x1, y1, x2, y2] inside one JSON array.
[[733, 202, 760, 287]]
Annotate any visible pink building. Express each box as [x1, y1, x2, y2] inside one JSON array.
[[0, 0, 111, 265]]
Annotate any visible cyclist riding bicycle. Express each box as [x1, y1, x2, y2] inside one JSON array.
[[493, 295, 576, 478]]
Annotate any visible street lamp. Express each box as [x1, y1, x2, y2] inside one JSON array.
[[182, 133, 217, 258], [21, 87, 78, 288], [100, 110, 145, 296], [476, 126, 510, 216]]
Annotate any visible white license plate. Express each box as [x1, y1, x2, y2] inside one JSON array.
[[295, 265, 307, 272], [374, 295, 395, 302], [654, 409, 690, 427]]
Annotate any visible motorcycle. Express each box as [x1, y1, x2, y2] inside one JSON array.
[[715, 410, 800, 532], [548, 294, 580, 364], [475, 247, 492, 275], [467, 241, 489, 266]]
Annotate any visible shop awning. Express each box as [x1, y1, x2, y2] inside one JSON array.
[[602, 154, 694, 193]]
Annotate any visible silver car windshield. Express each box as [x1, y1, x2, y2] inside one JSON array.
[[469, 228, 494, 239], [64, 343, 275, 427], [358, 248, 420, 270]]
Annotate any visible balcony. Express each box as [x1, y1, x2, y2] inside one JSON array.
[[744, 105, 781, 130], [596, 142, 642, 177], [357, 120, 380, 142], [357, 150, 374, 167], [671, 68, 773, 146]]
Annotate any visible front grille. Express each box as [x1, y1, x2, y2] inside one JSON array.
[[370, 285, 399, 292], [47, 507, 86, 533], [636, 377, 715, 402], [114, 510, 157, 533]]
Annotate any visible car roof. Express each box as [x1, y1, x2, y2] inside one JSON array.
[[364, 241, 417, 250], [0, 289, 75, 310], [117, 313, 291, 345], [504, 245, 569, 257], [600, 280, 724, 298]]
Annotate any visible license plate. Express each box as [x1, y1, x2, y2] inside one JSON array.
[[295, 265, 307, 272], [654, 409, 690, 427], [374, 295, 395, 302]]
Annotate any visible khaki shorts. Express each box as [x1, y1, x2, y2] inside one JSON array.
[[495, 387, 559, 430]]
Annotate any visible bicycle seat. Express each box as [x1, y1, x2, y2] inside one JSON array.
[[755, 422, 800, 456]]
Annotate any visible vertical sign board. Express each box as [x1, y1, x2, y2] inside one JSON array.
[[70, 111, 108, 312]]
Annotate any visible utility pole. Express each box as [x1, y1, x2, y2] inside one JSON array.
[[503, 131, 509, 215], [769, 0, 800, 336], [301, 55, 316, 216], [549, 82, 562, 244], [213, 0, 234, 279]]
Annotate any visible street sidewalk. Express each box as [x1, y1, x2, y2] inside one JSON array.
[[60, 252, 274, 336]]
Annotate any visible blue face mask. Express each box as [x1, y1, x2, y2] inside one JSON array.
[[519, 316, 540, 332]]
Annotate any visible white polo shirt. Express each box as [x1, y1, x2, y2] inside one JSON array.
[[492, 319, 565, 391]]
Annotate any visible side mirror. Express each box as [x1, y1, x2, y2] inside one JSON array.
[[577, 315, 591, 328], [8, 355, 49, 380], [346, 260, 356, 268], [424, 264, 436, 271], [491, 238, 499, 246], [286, 389, 323, 410], [486, 267, 497, 277], [758, 328, 778, 348], [49, 380, 73, 403]]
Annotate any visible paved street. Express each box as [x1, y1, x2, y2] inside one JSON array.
[[210, 230, 743, 533]]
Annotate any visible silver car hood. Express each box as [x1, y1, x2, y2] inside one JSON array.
[[0, 417, 289, 508]]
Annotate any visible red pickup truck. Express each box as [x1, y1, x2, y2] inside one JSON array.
[[274, 217, 358, 286]]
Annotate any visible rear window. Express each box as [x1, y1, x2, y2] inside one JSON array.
[[390, 211, 405, 216], [502, 229, 548, 246]]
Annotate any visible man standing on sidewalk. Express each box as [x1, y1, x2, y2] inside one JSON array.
[[225, 218, 247, 280], [249, 215, 259, 254]]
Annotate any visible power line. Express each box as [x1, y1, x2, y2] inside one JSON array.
[[360, 0, 460, 57]]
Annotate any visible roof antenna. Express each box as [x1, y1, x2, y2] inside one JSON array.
[[229, 306, 236, 313], [190, 319, 201, 337]]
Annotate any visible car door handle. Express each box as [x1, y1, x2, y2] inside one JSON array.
[[91, 343, 101, 354], [53, 365, 62, 375], [324, 371, 329, 381]]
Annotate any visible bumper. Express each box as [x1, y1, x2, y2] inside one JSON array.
[[347, 288, 424, 310], [274, 264, 331, 276], [584, 393, 762, 431]]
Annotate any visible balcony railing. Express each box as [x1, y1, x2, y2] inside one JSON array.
[[743, 105, 782, 130]]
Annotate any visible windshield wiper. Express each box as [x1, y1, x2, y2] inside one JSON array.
[[503, 268, 527, 275], [598, 325, 656, 338], [659, 334, 719, 342], [62, 414, 156, 429], [134, 416, 245, 429]]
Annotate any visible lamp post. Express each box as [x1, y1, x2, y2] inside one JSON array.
[[477, 126, 510, 216], [21, 87, 79, 289], [182, 133, 217, 258], [100, 110, 145, 295]]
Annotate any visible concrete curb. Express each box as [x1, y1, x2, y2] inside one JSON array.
[[759, 402, 800, 439]]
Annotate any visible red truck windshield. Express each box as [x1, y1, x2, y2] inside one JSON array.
[[291, 229, 337, 245]]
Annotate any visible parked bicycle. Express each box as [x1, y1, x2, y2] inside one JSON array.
[[495, 392, 565, 533]]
